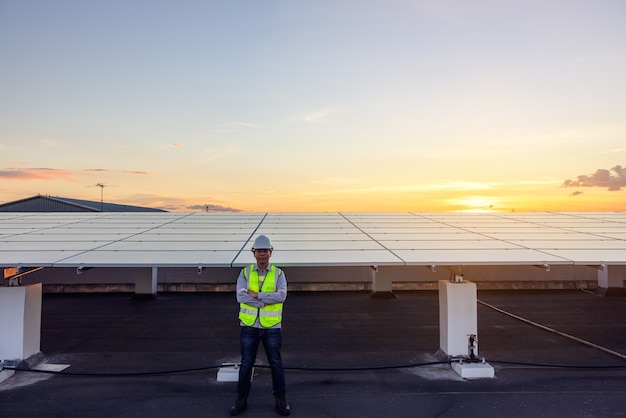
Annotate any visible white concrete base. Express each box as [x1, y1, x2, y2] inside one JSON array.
[[0, 283, 42, 361], [217, 363, 252, 383], [0, 369, 16, 384], [438, 280, 478, 357], [597, 265, 626, 296], [0, 362, 69, 385], [31, 363, 71, 372], [451, 361, 495, 379], [371, 266, 393, 294], [133, 267, 158, 299]]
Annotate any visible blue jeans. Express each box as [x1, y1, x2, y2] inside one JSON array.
[[238, 326, 286, 396]]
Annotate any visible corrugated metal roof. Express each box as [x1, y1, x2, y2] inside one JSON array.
[[0, 195, 166, 212]]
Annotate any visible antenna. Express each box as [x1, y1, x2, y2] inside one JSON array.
[[96, 183, 106, 211]]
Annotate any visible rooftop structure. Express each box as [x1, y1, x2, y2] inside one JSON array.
[[1, 211, 625, 267], [1, 212, 625, 416], [1, 211, 624, 297], [2, 290, 625, 417], [0, 195, 167, 213]]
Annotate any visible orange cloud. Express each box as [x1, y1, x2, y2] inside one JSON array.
[[83, 169, 150, 175], [0, 168, 74, 181], [84, 168, 114, 173], [562, 165, 626, 191], [121, 170, 149, 175]]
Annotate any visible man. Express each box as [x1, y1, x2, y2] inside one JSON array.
[[230, 234, 291, 416]]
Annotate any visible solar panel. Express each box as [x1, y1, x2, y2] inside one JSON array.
[[55, 250, 237, 267], [127, 233, 251, 241], [0, 241, 109, 251], [234, 249, 403, 267], [0, 251, 83, 266], [379, 240, 523, 250], [265, 240, 386, 251], [100, 241, 246, 251], [506, 240, 626, 250], [268, 233, 371, 241], [0, 212, 624, 268], [595, 232, 626, 240], [395, 248, 571, 265], [538, 249, 626, 264], [368, 233, 485, 241]]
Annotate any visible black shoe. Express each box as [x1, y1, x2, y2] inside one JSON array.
[[230, 394, 248, 416], [275, 394, 291, 416]]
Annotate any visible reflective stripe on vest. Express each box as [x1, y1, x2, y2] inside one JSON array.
[[239, 264, 284, 328]]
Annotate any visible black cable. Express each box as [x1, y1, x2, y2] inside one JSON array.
[[2, 361, 451, 376], [3, 358, 626, 377], [278, 360, 452, 372], [2, 364, 223, 377]]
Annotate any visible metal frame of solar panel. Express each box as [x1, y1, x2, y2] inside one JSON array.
[[0, 212, 625, 269]]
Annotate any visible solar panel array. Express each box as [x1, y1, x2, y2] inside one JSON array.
[[1, 212, 625, 268]]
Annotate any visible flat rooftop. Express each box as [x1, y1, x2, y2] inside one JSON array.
[[2, 290, 625, 417]]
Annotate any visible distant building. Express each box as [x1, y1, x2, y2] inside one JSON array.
[[0, 195, 167, 212]]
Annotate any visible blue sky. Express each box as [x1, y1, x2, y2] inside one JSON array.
[[1, 0, 625, 212]]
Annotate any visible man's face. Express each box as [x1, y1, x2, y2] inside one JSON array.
[[253, 248, 272, 265]]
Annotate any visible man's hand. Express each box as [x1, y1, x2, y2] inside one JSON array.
[[247, 290, 258, 298]]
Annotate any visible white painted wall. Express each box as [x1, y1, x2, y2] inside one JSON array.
[[0, 283, 42, 360], [439, 280, 477, 357]]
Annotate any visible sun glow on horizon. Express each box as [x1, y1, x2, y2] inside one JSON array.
[[1, 2, 624, 214]]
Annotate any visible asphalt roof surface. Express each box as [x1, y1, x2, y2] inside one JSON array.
[[2, 290, 626, 417]]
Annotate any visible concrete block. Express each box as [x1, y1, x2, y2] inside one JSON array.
[[451, 361, 495, 379], [217, 363, 250, 382]]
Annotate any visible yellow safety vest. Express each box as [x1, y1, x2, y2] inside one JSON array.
[[239, 265, 284, 328]]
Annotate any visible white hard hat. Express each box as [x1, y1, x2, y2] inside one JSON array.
[[252, 235, 273, 251]]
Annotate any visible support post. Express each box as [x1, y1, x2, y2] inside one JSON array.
[[439, 279, 477, 356], [438, 279, 494, 378], [0, 283, 42, 361], [133, 267, 158, 300], [597, 265, 626, 296], [370, 266, 396, 299]]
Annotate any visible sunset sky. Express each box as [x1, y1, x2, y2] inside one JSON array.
[[1, 0, 625, 212]]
